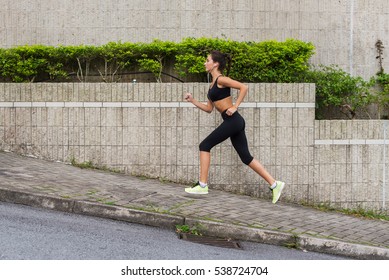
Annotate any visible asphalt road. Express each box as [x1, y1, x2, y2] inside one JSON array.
[[0, 202, 348, 260]]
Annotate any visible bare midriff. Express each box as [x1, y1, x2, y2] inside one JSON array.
[[213, 96, 233, 113]]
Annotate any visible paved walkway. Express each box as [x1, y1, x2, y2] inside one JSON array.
[[1, 151, 389, 259]]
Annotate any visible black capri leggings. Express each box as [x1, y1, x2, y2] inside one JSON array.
[[199, 110, 254, 165]]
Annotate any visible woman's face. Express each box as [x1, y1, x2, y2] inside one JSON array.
[[204, 55, 217, 72]]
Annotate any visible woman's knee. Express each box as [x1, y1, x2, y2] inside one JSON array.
[[241, 154, 254, 165], [199, 140, 211, 152]]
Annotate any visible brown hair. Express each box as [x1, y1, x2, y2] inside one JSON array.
[[210, 50, 232, 76]]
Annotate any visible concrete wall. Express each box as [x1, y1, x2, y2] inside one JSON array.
[[0, 0, 388, 79], [314, 120, 389, 211], [1, 83, 388, 213]]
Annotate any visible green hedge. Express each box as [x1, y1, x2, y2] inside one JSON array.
[[0, 38, 315, 83], [301, 65, 375, 118]]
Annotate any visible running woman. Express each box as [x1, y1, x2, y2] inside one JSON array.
[[184, 50, 285, 203]]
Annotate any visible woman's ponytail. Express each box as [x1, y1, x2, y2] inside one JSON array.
[[224, 53, 232, 76]]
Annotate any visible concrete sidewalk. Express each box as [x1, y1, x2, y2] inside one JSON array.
[[1, 151, 389, 259]]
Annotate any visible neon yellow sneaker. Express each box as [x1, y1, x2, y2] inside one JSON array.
[[272, 181, 285, 204], [185, 182, 208, 194]]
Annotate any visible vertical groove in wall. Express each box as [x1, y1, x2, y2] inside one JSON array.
[[349, 0, 355, 75]]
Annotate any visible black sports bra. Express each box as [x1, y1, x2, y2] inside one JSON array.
[[207, 77, 231, 102]]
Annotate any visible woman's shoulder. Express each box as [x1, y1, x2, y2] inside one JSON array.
[[217, 76, 242, 88], [216, 76, 231, 85]]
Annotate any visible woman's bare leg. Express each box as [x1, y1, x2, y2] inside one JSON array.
[[200, 151, 211, 184], [248, 158, 276, 186]]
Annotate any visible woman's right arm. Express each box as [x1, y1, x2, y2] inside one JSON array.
[[184, 93, 214, 113]]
